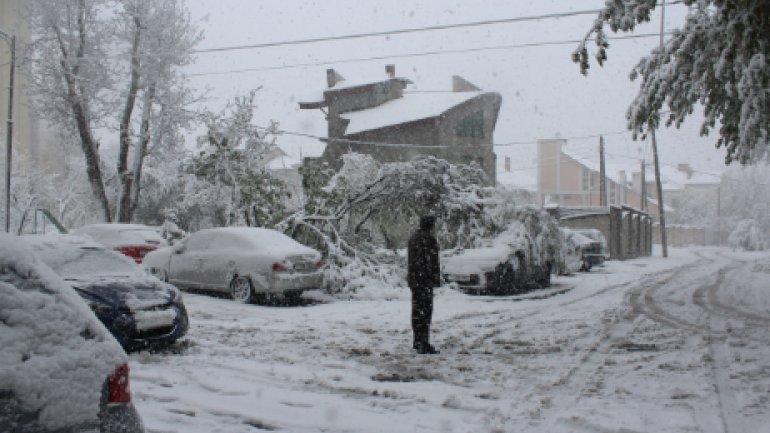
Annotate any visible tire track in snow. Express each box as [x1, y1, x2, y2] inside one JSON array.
[[460, 264, 689, 353], [696, 259, 767, 433], [628, 253, 727, 337], [536, 256, 713, 432], [626, 252, 752, 433], [693, 264, 770, 328]]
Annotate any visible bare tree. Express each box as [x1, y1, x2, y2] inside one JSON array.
[[26, 0, 201, 222], [115, 0, 201, 221]]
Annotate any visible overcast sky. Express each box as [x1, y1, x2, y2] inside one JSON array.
[[181, 0, 727, 178]]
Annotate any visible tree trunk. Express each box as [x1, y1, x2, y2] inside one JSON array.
[[128, 82, 156, 221], [54, 3, 111, 221], [117, 15, 142, 222]]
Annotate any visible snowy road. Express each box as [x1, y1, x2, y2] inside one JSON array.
[[130, 247, 770, 433]]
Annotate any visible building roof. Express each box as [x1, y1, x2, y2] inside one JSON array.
[[298, 76, 412, 107], [494, 142, 538, 191], [266, 136, 326, 170], [340, 91, 481, 135]]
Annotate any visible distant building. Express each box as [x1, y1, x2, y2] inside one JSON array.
[[537, 138, 723, 247], [263, 138, 325, 212], [537, 138, 662, 216], [299, 65, 502, 185]]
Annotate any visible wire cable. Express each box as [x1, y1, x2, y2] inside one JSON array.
[[193, 8, 606, 54], [189, 32, 671, 77]]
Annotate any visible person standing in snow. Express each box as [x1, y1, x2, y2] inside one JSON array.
[[407, 215, 441, 354]]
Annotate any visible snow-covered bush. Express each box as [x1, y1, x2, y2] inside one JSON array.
[[728, 220, 766, 251]]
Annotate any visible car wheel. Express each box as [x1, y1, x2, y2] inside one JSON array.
[[285, 291, 303, 301], [230, 276, 254, 304]]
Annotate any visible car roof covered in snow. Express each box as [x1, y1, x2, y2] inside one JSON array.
[[560, 228, 595, 247], [23, 233, 152, 281], [188, 227, 321, 256], [71, 223, 166, 248]]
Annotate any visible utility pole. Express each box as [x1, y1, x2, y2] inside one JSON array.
[[651, 129, 668, 257], [599, 135, 607, 206], [716, 185, 721, 245], [652, 0, 669, 257], [0, 30, 15, 233], [640, 159, 646, 211]]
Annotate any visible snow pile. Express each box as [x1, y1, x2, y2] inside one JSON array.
[[728, 219, 766, 251], [0, 233, 125, 429]]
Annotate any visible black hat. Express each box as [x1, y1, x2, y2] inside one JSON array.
[[419, 215, 436, 230]]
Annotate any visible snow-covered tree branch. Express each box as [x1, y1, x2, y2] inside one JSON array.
[[575, 0, 770, 165]]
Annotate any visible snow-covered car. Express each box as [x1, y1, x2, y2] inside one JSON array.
[[442, 246, 525, 295], [24, 234, 189, 352], [0, 233, 144, 433], [143, 227, 324, 303], [573, 228, 607, 270], [442, 222, 553, 295], [558, 228, 595, 274], [71, 223, 168, 264]]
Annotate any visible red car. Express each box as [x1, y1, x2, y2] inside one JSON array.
[[71, 223, 168, 264]]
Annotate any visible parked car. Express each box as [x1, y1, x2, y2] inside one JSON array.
[[143, 227, 324, 303], [573, 228, 608, 270], [0, 233, 144, 433], [442, 245, 525, 295], [442, 221, 554, 295], [24, 234, 189, 352], [558, 228, 595, 274], [71, 223, 167, 263]]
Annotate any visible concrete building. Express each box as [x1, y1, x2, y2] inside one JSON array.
[[299, 65, 502, 185]]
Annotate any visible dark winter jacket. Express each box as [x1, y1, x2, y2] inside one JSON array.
[[407, 227, 441, 289]]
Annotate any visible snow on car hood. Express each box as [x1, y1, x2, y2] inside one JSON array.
[[69, 276, 176, 311], [0, 233, 126, 430], [442, 245, 512, 275]]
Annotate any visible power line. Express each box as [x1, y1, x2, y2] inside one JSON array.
[[193, 8, 606, 54], [189, 32, 671, 77]]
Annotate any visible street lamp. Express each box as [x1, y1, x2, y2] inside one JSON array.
[[0, 29, 15, 233]]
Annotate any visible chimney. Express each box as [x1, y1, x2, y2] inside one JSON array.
[[452, 75, 481, 92], [326, 68, 345, 88], [385, 64, 395, 78], [677, 163, 694, 179]]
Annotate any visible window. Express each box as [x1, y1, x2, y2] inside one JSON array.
[[455, 111, 484, 138]]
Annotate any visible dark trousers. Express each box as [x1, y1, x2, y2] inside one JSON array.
[[410, 286, 433, 348]]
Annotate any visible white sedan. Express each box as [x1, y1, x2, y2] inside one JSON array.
[[143, 227, 323, 303]]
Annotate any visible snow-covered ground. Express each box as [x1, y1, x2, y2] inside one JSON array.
[[130, 247, 770, 433]]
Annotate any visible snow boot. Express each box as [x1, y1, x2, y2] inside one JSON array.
[[416, 343, 440, 355]]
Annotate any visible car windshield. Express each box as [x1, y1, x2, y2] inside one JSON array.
[[34, 246, 141, 280]]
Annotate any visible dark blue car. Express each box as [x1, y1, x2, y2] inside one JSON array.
[[25, 234, 189, 352]]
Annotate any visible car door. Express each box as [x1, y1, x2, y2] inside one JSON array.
[[196, 233, 237, 291], [168, 234, 206, 288]]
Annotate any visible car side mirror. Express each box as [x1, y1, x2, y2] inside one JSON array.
[[173, 244, 185, 255]]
